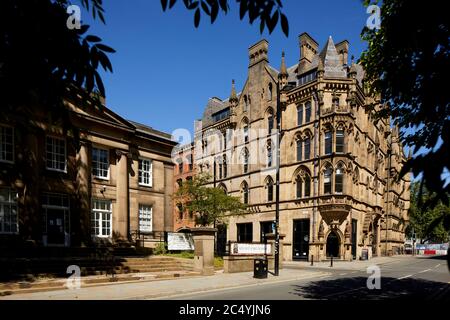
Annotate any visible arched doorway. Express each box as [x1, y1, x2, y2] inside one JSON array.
[[326, 231, 340, 258]]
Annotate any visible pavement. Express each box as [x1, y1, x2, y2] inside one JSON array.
[[1, 255, 448, 300]]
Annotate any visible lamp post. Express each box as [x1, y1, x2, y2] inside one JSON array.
[[385, 135, 392, 256], [274, 81, 282, 276]]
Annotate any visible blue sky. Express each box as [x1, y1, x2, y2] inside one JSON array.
[[84, 0, 370, 136]]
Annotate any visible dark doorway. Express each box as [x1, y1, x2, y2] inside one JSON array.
[[260, 221, 274, 243], [47, 209, 65, 245], [293, 219, 310, 260], [326, 231, 340, 258], [351, 219, 357, 259], [216, 224, 227, 256]]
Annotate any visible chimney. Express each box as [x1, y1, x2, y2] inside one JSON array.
[[298, 32, 319, 74], [335, 40, 349, 66], [248, 39, 269, 68]]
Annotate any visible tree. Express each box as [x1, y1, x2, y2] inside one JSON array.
[[0, 0, 114, 244], [160, 0, 289, 36], [407, 182, 450, 244], [360, 0, 449, 207], [174, 173, 248, 226]]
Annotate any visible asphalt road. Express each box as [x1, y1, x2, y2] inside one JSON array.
[[169, 256, 450, 300]]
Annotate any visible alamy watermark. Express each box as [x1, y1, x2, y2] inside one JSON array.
[[366, 265, 381, 289], [66, 265, 81, 290], [66, 5, 81, 30], [366, 5, 381, 30]]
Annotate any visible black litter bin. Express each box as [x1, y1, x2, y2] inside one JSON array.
[[254, 259, 268, 279]]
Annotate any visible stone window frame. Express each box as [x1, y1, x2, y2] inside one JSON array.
[[0, 188, 18, 234], [0, 125, 14, 164], [138, 158, 153, 188], [46, 135, 67, 173], [92, 146, 110, 180], [138, 204, 153, 234], [91, 199, 112, 238]]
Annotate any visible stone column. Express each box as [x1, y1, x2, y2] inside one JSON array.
[[76, 140, 91, 246], [116, 150, 129, 240], [191, 227, 217, 276]]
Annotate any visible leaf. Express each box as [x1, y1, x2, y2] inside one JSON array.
[[210, 2, 219, 23], [194, 8, 201, 27], [201, 1, 211, 15], [239, 0, 248, 20], [161, 0, 168, 11], [95, 43, 116, 53], [169, 0, 177, 8], [280, 13, 289, 37], [86, 35, 102, 43], [94, 71, 105, 97]]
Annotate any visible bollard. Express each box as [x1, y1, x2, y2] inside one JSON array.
[[311, 255, 314, 266], [330, 255, 333, 267]]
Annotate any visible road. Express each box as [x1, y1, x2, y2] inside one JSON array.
[[165, 256, 450, 300]]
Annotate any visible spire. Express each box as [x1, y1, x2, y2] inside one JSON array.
[[280, 51, 288, 76], [229, 79, 238, 104]]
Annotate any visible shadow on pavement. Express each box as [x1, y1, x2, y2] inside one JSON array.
[[290, 276, 450, 300]]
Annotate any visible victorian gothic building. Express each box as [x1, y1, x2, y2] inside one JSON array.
[[193, 33, 410, 261]]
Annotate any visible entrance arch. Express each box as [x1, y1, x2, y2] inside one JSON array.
[[326, 231, 340, 258]]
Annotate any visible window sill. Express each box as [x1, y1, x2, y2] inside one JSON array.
[[0, 160, 14, 165], [139, 184, 153, 188], [46, 168, 67, 173], [93, 176, 110, 181]]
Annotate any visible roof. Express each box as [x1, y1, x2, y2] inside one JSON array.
[[128, 120, 174, 142]]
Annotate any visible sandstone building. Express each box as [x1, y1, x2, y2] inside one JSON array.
[[193, 33, 410, 261], [0, 91, 176, 248]]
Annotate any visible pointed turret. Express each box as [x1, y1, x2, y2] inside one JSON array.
[[318, 36, 347, 78], [229, 79, 238, 104], [278, 51, 288, 87]]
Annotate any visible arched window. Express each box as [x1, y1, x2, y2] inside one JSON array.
[[267, 144, 273, 167], [266, 177, 274, 202], [296, 138, 302, 161], [218, 183, 227, 195], [243, 149, 249, 173], [304, 136, 311, 160], [297, 105, 303, 126], [332, 97, 339, 109], [242, 181, 249, 204], [305, 101, 312, 123], [324, 165, 333, 194], [336, 127, 345, 153], [325, 130, 333, 154], [304, 175, 311, 197], [268, 114, 274, 134], [335, 163, 344, 193], [296, 176, 303, 199], [243, 123, 249, 143], [217, 157, 223, 179], [268, 83, 273, 100], [222, 155, 227, 178], [243, 95, 248, 112]]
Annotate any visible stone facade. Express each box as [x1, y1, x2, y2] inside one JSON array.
[[0, 91, 176, 248], [193, 33, 410, 261]]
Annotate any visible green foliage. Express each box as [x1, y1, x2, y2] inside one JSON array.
[[0, 0, 115, 114], [173, 173, 248, 226], [360, 0, 449, 206], [160, 0, 289, 36], [154, 242, 168, 255], [407, 182, 450, 243]]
